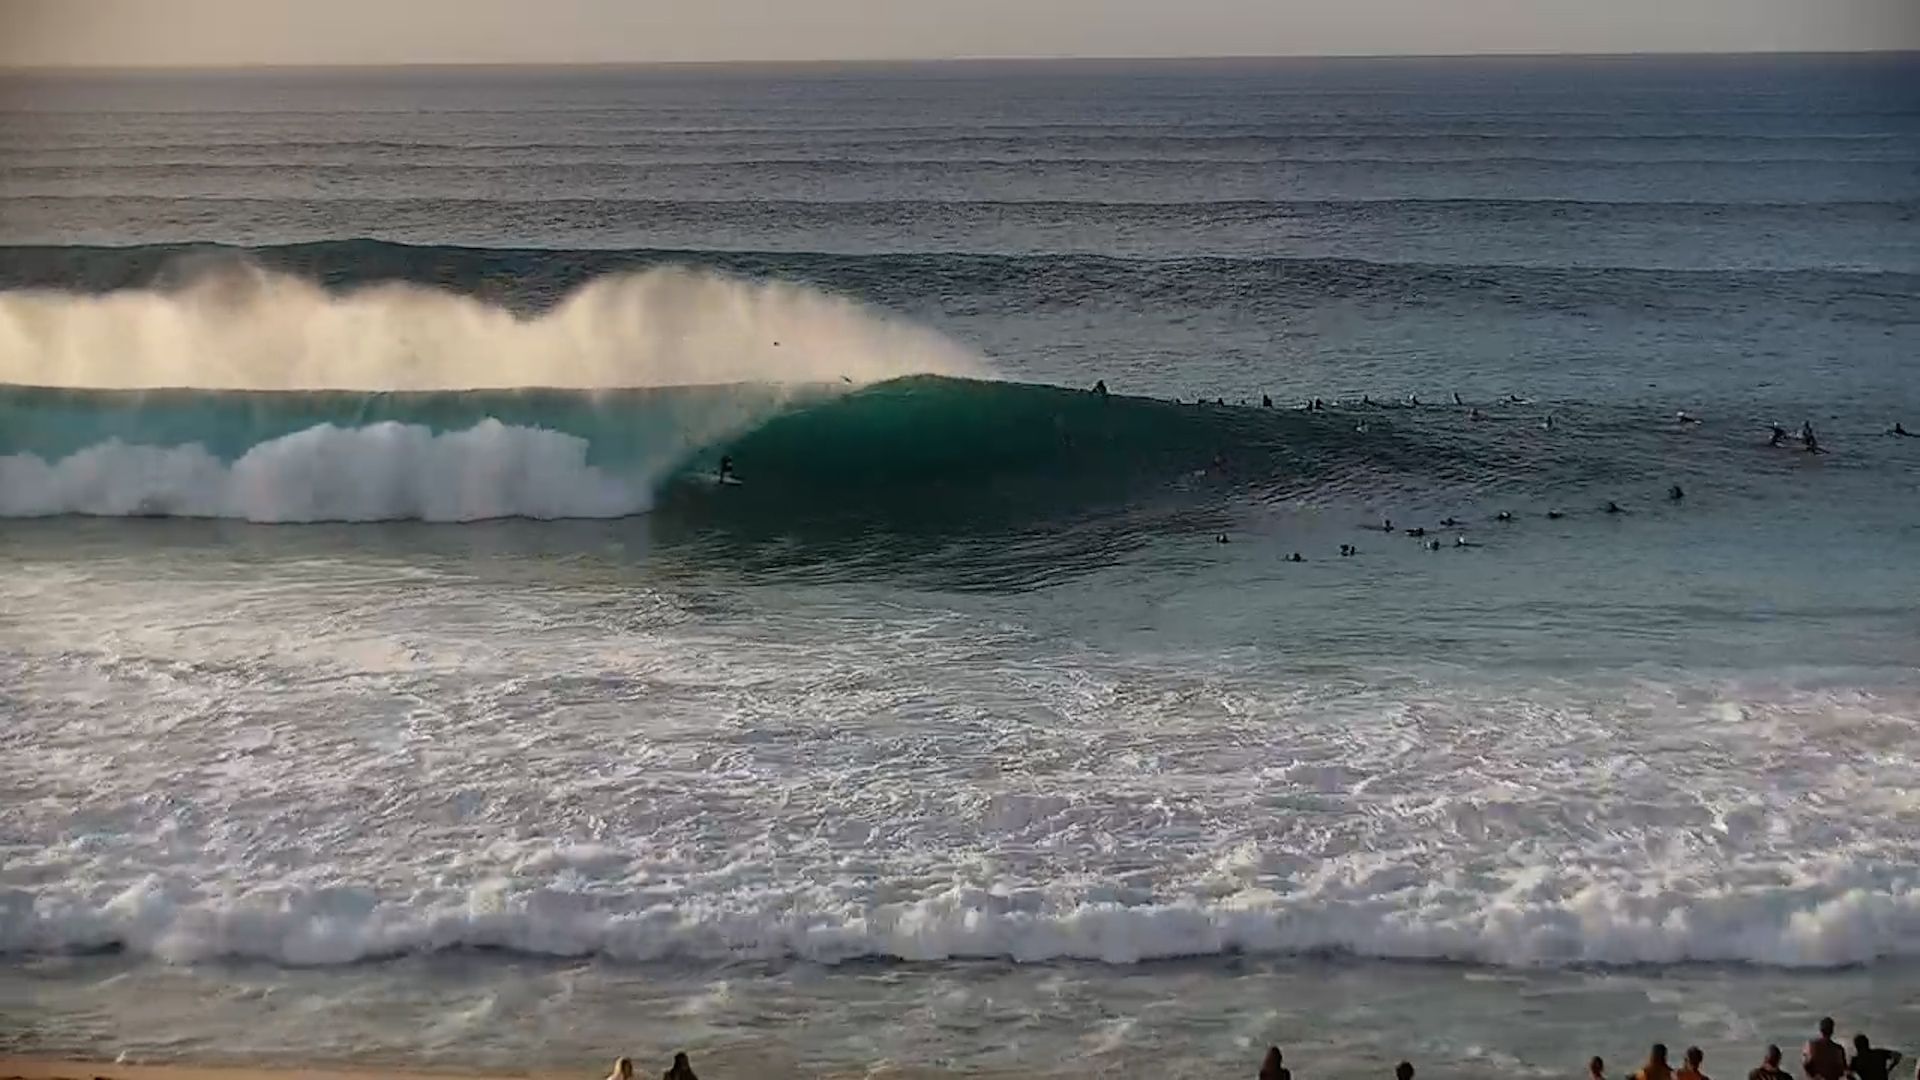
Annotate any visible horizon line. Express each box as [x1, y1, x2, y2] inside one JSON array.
[[2, 47, 1916, 74]]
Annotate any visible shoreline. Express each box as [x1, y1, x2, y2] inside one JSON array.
[[0, 1059, 975, 1080]]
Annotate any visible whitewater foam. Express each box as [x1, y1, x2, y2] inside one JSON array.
[[0, 259, 980, 390], [6, 863, 1920, 969], [0, 420, 651, 521]]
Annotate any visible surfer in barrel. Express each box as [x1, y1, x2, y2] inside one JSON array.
[[718, 456, 738, 485]]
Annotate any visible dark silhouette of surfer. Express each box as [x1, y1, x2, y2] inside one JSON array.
[[1262, 394, 1273, 408], [1800, 421, 1823, 454], [718, 456, 737, 484], [1406, 527, 1426, 537], [1454, 392, 1464, 405], [1890, 422, 1912, 437], [1092, 380, 1108, 397], [1769, 423, 1789, 447], [1496, 511, 1513, 522], [1669, 484, 1685, 501], [1605, 501, 1624, 514]]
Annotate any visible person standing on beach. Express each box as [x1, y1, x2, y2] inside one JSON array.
[[1805, 1018, 1847, 1080], [1636, 1044, 1677, 1080], [1678, 1046, 1710, 1080], [1850, 1035, 1904, 1080], [1260, 1047, 1292, 1080], [1750, 1046, 1790, 1080], [664, 1052, 698, 1080], [1592, 1056, 1609, 1080], [605, 1058, 633, 1080]]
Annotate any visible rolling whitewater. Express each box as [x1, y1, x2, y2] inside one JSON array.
[[3, 55, 1920, 1078]]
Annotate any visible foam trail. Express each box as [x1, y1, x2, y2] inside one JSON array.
[[0, 261, 981, 390], [0, 420, 649, 521]]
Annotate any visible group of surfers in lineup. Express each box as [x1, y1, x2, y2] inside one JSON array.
[[1257, 1020, 1906, 1080]]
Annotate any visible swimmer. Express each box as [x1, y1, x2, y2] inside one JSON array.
[[1092, 379, 1108, 397], [1440, 517, 1460, 527], [1496, 511, 1513, 522], [1340, 545, 1356, 557], [1381, 518, 1394, 532], [1769, 423, 1789, 447], [1547, 510, 1565, 520], [1677, 410, 1701, 424], [1426, 539, 1442, 551], [1216, 534, 1230, 545], [1286, 552, 1304, 562], [1605, 500, 1624, 514], [1541, 414, 1556, 430], [1669, 484, 1685, 501]]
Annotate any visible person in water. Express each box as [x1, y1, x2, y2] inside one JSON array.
[[1678, 1046, 1710, 1080], [1678, 410, 1701, 424], [1496, 511, 1513, 522], [1605, 500, 1624, 514], [1669, 484, 1685, 501], [1469, 407, 1484, 421], [1850, 1035, 1904, 1080], [664, 1052, 698, 1080], [1454, 392, 1464, 405], [1547, 510, 1565, 520], [1635, 1044, 1676, 1080], [1440, 516, 1460, 527], [1805, 1017, 1848, 1080], [1381, 518, 1394, 532], [1891, 421, 1912, 436], [1426, 538, 1442, 550], [1340, 544, 1356, 557], [1770, 423, 1790, 447], [1286, 552, 1304, 562], [1748, 1046, 1790, 1080], [1801, 420, 1822, 453], [1259, 1047, 1291, 1080], [1406, 526, 1426, 537], [1542, 414, 1556, 430], [1092, 379, 1108, 397], [718, 456, 736, 483], [1262, 394, 1273, 408], [1455, 535, 1474, 547]]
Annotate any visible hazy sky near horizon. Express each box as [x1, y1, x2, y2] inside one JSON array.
[[1, 0, 1916, 67]]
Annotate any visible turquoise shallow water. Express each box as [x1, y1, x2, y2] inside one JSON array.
[[2, 55, 1919, 1076]]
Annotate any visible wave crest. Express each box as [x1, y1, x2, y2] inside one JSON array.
[[0, 259, 981, 390]]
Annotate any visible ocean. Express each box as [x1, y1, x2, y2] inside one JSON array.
[[2, 54, 1919, 1078]]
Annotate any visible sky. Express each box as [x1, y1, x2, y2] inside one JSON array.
[[1, 0, 1916, 67]]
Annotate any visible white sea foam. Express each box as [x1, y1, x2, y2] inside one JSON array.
[[4, 871, 1919, 969], [0, 420, 650, 521], [3, 550, 1919, 975]]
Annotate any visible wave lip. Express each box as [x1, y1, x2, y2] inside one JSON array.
[[0, 419, 650, 522], [5, 876, 1918, 970]]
